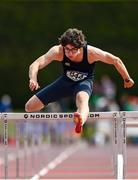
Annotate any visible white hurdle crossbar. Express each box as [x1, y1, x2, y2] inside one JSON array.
[[1, 111, 138, 179]]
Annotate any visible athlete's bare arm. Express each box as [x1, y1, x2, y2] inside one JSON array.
[[88, 45, 134, 88], [29, 45, 63, 91]]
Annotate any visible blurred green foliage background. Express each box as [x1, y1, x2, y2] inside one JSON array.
[[0, 1, 137, 110]]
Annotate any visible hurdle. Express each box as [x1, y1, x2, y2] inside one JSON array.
[[1, 111, 138, 179]]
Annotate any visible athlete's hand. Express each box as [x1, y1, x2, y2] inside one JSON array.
[[29, 79, 40, 91], [124, 78, 134, 88]]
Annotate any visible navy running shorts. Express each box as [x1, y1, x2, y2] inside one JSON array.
[[35, 75, 93, 105]]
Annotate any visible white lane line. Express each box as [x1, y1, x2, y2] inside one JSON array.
[[30, 142, 84, 180], [117, 154, 124, 180]]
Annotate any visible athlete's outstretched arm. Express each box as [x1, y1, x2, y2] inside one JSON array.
[[29, 45, 62, 91], [89, 46, 134, 88]]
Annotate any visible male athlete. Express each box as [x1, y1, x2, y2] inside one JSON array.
[[25, 28, 134, 133]]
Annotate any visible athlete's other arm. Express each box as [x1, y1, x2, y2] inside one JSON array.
[[88, 46, 134, 88], [29, 45, 62, 91]]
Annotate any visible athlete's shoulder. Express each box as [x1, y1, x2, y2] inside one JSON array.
[[87, 45, 100, 63], [48, 45, 63, 61], [87, 45, 103, 53], [87, 45, 106, 62]]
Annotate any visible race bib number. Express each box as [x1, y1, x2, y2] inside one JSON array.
[[66, 70, 88, 81]]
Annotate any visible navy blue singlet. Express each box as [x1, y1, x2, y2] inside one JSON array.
[[62, 44, 96, 81]]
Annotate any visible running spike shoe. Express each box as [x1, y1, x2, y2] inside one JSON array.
[[73, 112, 83, 133]]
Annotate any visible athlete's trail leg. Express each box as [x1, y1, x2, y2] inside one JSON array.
[[25, 95, 45, 112]]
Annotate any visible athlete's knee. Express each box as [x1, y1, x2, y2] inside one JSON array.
[[25, 98, 35, 112], [25, 101, 33, 112], [25, 95, 45, 112]]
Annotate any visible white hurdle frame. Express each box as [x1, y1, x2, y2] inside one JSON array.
[[1, 111, 138, 179]]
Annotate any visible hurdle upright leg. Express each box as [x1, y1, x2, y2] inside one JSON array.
[[120, 111, 127, 179], [3, 115, 8, 179]]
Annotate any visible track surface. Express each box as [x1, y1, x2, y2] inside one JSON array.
[[0, 143, 138, 179]]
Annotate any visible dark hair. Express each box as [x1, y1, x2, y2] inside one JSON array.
[[58, 28, 87, 48]]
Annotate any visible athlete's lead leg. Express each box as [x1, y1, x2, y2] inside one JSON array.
[[74, 91, 89, 133]]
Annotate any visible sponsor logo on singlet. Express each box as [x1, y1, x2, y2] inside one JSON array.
[[65, 62, 70, 66], [66, 70, 88, 81]]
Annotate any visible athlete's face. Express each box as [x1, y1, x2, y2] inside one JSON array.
[[64, 44, 80, 60]]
